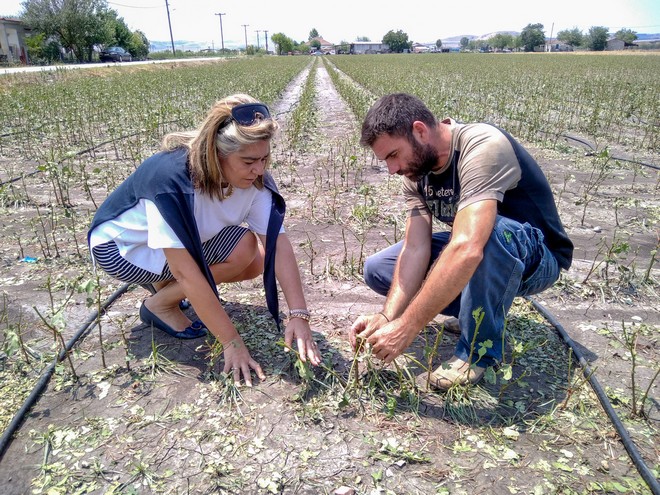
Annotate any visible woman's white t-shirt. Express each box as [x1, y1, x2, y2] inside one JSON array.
[[89, 185, 283, 274]]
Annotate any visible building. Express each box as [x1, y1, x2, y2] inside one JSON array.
[[605, 38, 638, 50], [309, 36, 335, 54], [336, 41, 390, 54], [544, 39, 574, 52], [0, 17, 29, 64]]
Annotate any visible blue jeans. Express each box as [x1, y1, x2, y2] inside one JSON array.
[[363, 216, 560, 367]]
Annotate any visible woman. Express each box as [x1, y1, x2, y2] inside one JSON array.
[[88, 94, 321, 386]]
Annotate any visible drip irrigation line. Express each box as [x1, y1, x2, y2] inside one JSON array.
[[0, 119, 184, 188], [543, 131, 660, 171], [0, 282, 131, 462], [527, 296, 660, 495]]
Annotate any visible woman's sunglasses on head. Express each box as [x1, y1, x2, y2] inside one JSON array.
[[219, 103, 272, 131]]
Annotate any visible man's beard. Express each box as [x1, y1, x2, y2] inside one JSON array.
[[406, 139, 439, 181]]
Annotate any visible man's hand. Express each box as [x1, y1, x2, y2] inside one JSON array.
[[349, 312, 389, 351], [366, 318, 418, 363]]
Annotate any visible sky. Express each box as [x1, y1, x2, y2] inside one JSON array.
[[1, 0, 659, 49]]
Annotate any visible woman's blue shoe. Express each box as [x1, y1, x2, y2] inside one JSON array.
[[139, 302, 208, 339]]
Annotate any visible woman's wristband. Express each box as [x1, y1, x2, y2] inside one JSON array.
[[288, 309, 311, 322], [378, 311, 391, 322]]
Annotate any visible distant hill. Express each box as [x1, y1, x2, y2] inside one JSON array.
[[438, 32, 520, 48], [636, 33, 660, 42], [150, 40, 217, 52]]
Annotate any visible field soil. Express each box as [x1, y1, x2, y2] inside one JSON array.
[[0, 60, 658, 495]]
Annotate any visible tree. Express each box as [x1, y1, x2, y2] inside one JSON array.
[[489, 33, 514, 50], [128, 29, 149, 60], [21, 0, 113, 62], [382, 29, 411, 53], [25, 31, 62, 64], [308, 28, 319, 40], [520, 23, 545, 52], [557, 27, 583, 47], [295, 41, 310, 54], [336, 40, 351, 54], [310, 39, 321, 50], [615, 28, 637, 44], [21, 0, 110, 62], [512, 35, 523, 51], [356, 36, 370, 42], [435, 39, 442, 50], [271, 32, 294, 55], [460, 36, 470, 50], [586, 26, 609, 51], [468, 39, 488, 52], [106, 12, 132, 48]]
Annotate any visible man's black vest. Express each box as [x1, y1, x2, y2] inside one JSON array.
[[417, 127, 573, 270]]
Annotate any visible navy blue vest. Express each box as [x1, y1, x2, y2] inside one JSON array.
[[417, 127, 573, 270], [88, 148, 286, 330]]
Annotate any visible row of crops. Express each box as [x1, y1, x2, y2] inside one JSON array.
[[327, 53, 660, 158], [0, 57, 309, 188], [0, 53, 657, 300], [0, 53, 656, 329]]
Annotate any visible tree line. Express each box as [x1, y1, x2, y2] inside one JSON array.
[[19, 0, 149, 64], [271, 24, 642, 56]]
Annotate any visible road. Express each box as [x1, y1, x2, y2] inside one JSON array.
[[0, 56, 224, 75]]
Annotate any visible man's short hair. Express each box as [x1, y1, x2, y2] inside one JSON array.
[[360, 93, 437, 147]]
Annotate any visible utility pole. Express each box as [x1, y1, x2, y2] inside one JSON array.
[[165, 0, 175, 56], [264, 30, 269, 53], [242, 24, 249, 52], [215, 13, 226, 51], [255, 30, 261, 49]]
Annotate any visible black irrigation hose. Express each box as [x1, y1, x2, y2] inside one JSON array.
[[527, 296, 660, 495], [0, 282, 131, 462], [544, 132, 660, 171]]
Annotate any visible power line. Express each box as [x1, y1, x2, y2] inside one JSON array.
[[107, 1, 163, 8]]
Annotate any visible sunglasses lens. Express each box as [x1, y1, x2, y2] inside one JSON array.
[[231, 103, 271, 125]]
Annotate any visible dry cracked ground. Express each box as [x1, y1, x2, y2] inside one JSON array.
[[0, 59, 658, 495]]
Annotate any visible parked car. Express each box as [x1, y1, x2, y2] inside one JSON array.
[[100, 47, 132, 62]]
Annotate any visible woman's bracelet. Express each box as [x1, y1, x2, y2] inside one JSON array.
[[222, 335, 242, 349], [378, 311, 391, 322], [288, 309, 311, 322]]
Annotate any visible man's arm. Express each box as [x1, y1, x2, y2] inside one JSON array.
[[349, 211, 432, 348], [366, 199, 498, 362], [382, 211, 433, 319]]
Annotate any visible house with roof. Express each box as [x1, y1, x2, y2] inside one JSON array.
[[309, 36, 335, 54], [544, 39, 574, 52], [0, 17, 29, 64]]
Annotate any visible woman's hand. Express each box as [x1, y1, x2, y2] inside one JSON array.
[[284, 318, 322, 366], [222, 336, 266, 387]]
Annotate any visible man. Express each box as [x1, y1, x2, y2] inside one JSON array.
[[349, 93, 573, 390]]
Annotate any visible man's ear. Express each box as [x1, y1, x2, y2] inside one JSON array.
[[411, 120, 429, 143]]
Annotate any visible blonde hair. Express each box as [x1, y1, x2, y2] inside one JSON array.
[[162, 94, 279, 199]]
